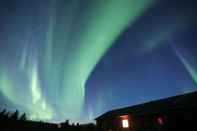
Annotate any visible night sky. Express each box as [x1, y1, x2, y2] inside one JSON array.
[[0, 0, 197, 123]]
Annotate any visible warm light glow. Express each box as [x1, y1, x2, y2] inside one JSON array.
[[122, 119, 129, 128], [120, 115, 130, 128], [157, 117, 164, 125]]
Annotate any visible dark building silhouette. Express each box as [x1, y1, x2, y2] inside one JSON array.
[[1, 91, 197, 131], [95, 91, 197, 131]]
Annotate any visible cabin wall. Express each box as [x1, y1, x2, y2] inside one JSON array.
[[96, 108, 197, 131]]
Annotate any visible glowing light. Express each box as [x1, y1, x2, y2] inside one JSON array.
[[157, 117, 164, 125], [0, 0, 155, 122], [173, 46, 197, 84], [122, 119, 129, 128], [30, 62, 41, 104], [120, 115, 130, 128]]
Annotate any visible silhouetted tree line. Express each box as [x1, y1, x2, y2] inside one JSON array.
[[0, 108, 96, 131], [0, 109, 26, 121]]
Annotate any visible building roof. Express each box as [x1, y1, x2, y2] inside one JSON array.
[[95, 91, 197, 120]]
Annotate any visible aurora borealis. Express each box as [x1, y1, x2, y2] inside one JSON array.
[[0, 0, 197, 123]]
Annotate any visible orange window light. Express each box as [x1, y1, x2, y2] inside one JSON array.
[[120, 115, 129, 128]]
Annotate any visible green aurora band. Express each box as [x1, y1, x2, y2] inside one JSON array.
[[173, 46, 197, 89], [0, 0, 154, 122]]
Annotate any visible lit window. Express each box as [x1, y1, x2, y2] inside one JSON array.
[[157, 117, 164, 125], [122, 119, 129, 128]]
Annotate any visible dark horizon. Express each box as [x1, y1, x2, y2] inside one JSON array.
[[0, 0, 197, 123]]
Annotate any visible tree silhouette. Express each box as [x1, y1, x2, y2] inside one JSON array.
[[5, 112, 10, 119], [19, 113, 26, 121], [0, 109, 6, 120], [10, 110, 19, 120], [0, 109, 6, 115]]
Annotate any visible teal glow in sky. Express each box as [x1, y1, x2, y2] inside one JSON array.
[[0, 0, 154, 122]]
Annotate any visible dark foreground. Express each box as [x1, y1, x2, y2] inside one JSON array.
[[1, 91, 197, 131]]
